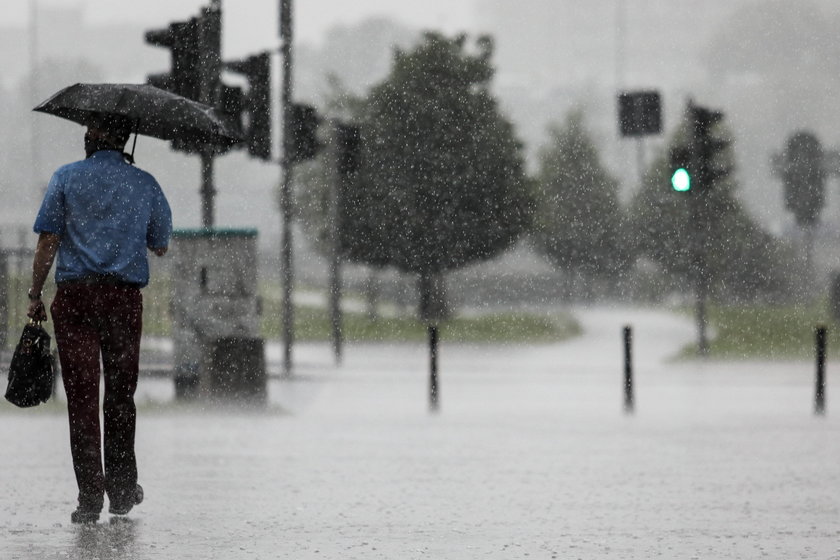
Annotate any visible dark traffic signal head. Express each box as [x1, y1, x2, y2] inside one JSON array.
[[145, 2, 222, 154], [145, 20, 200, 99], [145, 2, 220, 104], [194, 3, 221, 105], [783, 131, 825, 226], [691, 104, 731, 191], [289, 104, 322, 162], [693, 106, 723, 135], [224, 52, 272, 160], [336, 124, 361, 175]]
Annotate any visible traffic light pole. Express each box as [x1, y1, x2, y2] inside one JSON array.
[[671, 101, 729, 357], [693, 228, 710, 356], [327, 121, 344, 365], [29, 0, 42, 205], [279, 0, 295, 377], [200, 150, 216, 227], [688, 104, 709, 356], [199, 1, 220, 228], [635, 138, 646, 190]]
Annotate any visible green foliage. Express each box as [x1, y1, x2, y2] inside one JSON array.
[[684, 302, 840, 359], [136, 279, 577, 344], [531, 110, 629, 277], [354, 32, 532, 275], [260, 302, 577, 344]]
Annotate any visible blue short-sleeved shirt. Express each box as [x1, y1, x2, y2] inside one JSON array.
[[33, 150, 173, 287]]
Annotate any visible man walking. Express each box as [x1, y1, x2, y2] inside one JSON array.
[[27, 114, 172, 523]]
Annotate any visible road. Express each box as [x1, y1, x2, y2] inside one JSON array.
[[1, 306, 838, 559]]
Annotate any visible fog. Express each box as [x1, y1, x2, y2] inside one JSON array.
[[3, 0, 840, 293], [2, 3, 840, 555], [0, 1, 474, 256]]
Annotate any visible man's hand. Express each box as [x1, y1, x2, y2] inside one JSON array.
[[27, 299, 47, 322], [28, 232, 59, 323], [150, 246, 167, 257]]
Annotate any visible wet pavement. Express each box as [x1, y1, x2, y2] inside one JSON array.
[[1, 307, 839, 559]]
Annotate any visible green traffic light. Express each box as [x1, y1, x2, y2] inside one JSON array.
[[671, 167, 691, 192]]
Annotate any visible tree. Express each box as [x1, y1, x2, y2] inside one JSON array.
[[350, 32, 531, 319], [703, 0, 840, 231], [530, 110, 628, 289]]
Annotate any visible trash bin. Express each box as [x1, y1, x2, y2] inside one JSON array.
[[209, 337, 266, 401], [170, 228, 265, 401]]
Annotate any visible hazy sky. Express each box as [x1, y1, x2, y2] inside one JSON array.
[[6, 0, 478, 55]]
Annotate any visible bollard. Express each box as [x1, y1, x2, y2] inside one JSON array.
[[623, 325, 634, 413], [815, 325, 827, 415], [429, 324, 439, 412]]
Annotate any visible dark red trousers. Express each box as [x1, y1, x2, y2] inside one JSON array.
[[51, 283, 142, 511]]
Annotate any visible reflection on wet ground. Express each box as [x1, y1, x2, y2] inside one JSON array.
[[74, 518, 139, 560], [2, 309, 838, 558]]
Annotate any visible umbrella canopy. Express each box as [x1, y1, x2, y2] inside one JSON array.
[[33, 82, 242, 147]]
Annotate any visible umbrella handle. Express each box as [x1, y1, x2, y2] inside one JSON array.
[[126, 131, 138, 165]]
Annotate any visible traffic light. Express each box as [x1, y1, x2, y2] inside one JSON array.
[[145, 20, 200, 99], [783, 131, 825, 227], [146, 1, 222, 154], [289, 104, 322, 162], [692, 104, 731, 190], [145, 2, 220, 105], [669, 145, 692, 193], [219, 84, 244, 118], [336, 124, 361, 175], [194, 3, 221, 106], [224, 52, 272, 160], [618, 90, 662, 137]]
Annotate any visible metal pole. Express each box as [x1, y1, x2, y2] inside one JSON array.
[[636, 137, 647, 192], [623, 325, 634, 413], [429, 324, 439, 412], [197, 0, 220, 229], [696, 273, 709, 356], [29, 0, 41, 203], [615, 0, 626, 89], [0, 251, 7, 350], [279, 0, 295, 377], [688, 102, 709, 357], [815, 325, 827, 415], [804, 222, 816, 299], [200, 150, 215, 228], [329, 252, 343, 365], [614, 0, 633, 194], [328, 122, 343, 365]]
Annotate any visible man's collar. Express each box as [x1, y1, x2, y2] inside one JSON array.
[[89, 149, 125, 159]]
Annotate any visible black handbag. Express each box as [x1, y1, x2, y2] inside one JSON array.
[[4, 320, 55, 407]]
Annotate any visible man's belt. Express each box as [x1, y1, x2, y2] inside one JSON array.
[[57, 275, 142, 289]]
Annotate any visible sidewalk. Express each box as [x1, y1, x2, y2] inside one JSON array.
[[1, 307, 839, 559]]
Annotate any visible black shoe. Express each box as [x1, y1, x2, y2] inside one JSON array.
[[108, 484, 144, 515], [71, 507, 100, 524]]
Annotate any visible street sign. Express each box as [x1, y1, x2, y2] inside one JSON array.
[[618, 91, 662, 137]]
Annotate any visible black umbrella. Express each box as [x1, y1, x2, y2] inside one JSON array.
[[33, 82, 242, 148]]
